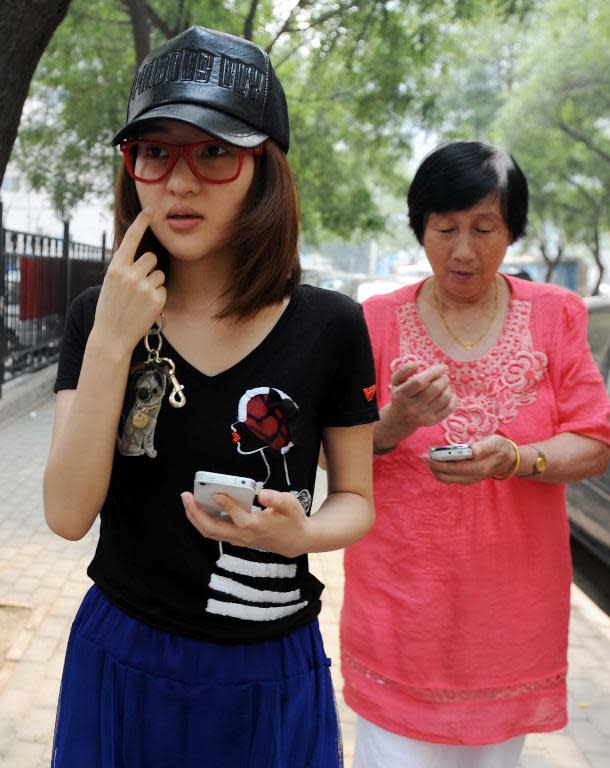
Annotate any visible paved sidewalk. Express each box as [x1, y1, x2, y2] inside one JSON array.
[[0, 393, 609, 767]]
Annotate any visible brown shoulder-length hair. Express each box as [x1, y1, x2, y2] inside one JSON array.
[[113, 140, 301, 320]]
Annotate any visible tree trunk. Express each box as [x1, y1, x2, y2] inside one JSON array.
[[539, 239, 564, 283], [124, 0, 151, 66], [244, 0, 260, 40], [0, 0, 72, 187], [587, 222, 604, 296]]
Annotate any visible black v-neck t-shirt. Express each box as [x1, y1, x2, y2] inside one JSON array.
[[55, 284, 378, 642]]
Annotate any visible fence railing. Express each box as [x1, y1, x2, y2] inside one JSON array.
[[0, 202, 111, 396]]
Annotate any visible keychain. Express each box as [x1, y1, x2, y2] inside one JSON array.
[[117, 318, 186, 457], [143, 317, 187, 408]]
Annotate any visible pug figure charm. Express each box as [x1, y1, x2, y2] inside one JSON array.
[[132, 410, 151, 429], [118, 366, 167, 458], [117, 319, 186, 459]]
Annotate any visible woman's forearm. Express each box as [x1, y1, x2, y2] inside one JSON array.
[[373, 404, 416, 454], [304, 491, 374, 553], [516, 432, 610, 483], [43, 329, 132, 540], [313, 423, 375, 550]]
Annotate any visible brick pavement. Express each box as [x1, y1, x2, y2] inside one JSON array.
[[0, 395, 609, 767]]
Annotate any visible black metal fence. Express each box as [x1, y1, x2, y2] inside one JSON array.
[[0, 202, 111, 396]]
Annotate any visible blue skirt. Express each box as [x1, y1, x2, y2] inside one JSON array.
[[52, 586, 343, 768]]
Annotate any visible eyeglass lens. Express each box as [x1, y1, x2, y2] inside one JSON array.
[[132, 141, 242, 182]]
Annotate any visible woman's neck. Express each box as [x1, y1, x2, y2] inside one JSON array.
[[164, 254, 234, 317], [430, 276, 499, 313], [416, 274, 510, 360]]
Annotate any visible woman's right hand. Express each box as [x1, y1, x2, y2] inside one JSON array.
[[377, 362, 458, 448], [94, 209, 167, 354]]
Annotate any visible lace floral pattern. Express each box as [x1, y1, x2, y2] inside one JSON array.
[[343, 650, 564, 703], [392, 299, 548, 444]]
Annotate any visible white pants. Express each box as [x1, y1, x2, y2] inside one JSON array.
[[353, 716, 526, 768]]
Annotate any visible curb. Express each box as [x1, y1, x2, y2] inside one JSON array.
[[0, 364, 57, 427], [571, 582, 610, 629]]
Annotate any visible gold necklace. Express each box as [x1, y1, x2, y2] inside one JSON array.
[[432, 276, 500, 350]]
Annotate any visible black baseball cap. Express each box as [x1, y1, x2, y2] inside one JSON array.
[[112, 26, 290, 153]]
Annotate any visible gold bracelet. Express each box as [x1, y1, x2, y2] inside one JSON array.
[[493, 438, 521, 480]]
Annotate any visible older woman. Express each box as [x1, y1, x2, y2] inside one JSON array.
[[341, 141, 610, 768]]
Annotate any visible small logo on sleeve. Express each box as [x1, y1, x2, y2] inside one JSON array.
[[362, 384, 377, 402]]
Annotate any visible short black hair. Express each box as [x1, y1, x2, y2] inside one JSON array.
[[407, 140, 528, 244]]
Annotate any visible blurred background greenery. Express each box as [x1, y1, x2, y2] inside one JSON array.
[[1, 0, 608, 292]]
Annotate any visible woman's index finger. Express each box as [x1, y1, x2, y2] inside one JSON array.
[[113, 208, 153, 265], [391, 361, 419, 387]]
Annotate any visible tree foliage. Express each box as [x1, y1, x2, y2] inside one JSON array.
[[495, 0, 610, 290], [419, 16, 523, 140], [13, 0, 529, 241], [418, 0, 609, 290]]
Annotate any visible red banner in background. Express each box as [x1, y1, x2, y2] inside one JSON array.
[[19, 256, 64, 321]]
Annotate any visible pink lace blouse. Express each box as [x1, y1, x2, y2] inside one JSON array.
[[341, 276, 610, 745]]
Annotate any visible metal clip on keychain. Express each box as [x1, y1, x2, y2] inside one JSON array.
[[144, 317, 187, 408]]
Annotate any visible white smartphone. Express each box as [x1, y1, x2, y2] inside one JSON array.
[[429, 444, 473, 461], [193, 471, 257, 518]]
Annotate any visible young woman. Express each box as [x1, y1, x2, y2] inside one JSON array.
[[44, 26, 377, 768]]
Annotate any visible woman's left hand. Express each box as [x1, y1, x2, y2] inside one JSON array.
[[422, 435, 517, 485], [181, 488, 310, 558]]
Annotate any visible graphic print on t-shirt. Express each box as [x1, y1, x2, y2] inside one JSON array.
[[205, 386, 311, 621], [231, 386, 301, 485]]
